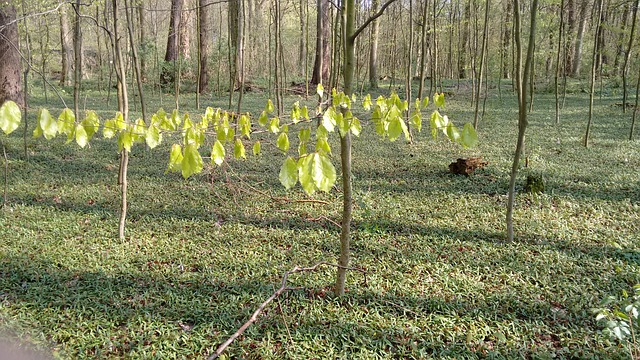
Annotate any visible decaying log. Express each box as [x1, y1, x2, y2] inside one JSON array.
[[449, 157, 488, 176]]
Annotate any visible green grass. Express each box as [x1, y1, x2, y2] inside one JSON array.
[[1, 79, 639, 359]]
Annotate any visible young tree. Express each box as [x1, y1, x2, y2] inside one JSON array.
[[0, 4, 23, 107], [198, 0, 211, 93], [506, 0, 539, 242], [59, 4, 73, 87]]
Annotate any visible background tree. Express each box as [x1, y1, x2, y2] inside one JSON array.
[[0, 3, 23, 107]]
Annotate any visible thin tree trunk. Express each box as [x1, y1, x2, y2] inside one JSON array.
[[198, 0, 211, 94], [555, 0, 565, 123], [21, 0, 31, 157], [506, 0, 539, 242], [631, 53, 640, 139], [502, 0, 512, 79], [585, 0, 603, 147], [473, 0, 489, 129], [125, 0, 147, 121], [369, 0, 380, 89], [59, 5, 73, 87], [73, 0, 82, 117], [622, 0, 639, 112], [418, 0, 429, 98], [312, 0, 330, 84], [112, 0, 130, 240]]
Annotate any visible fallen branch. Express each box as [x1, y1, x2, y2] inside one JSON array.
[[207, 262, 367, 360]]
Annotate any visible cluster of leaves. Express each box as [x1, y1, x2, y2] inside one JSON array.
[[594, 284, 640, 345], [1, 87, 477, 196]]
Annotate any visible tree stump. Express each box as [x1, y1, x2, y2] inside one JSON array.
[[449, 157, 488, 176], [524, 174, 544, 194]]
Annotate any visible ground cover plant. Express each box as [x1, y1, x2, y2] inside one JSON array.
[[0, 79, 639, 358]]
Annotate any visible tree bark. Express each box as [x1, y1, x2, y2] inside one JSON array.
[[369, 0, 380, 89], [179, 0, 192, 59], [584, 0, 603, 147], [506, 0, 539, 242], [59, 5, 73, 87], [571, 0, 588, 77], [473, 0, 489, 129], [0, 4, 23, 107], [311, 0, 330, 84], [198, 0, 211, 93], [622, 0, 638, 112], [73, 0, 82, 117], [459, 0, 470, 79], [161, 0, 183, 85]]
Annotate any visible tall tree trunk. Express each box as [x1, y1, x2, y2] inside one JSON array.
[[614, 3, 630, 73], [418, 0, 429, 98], [73, 0, 82, 117], [298, 0, 306, 76], [59, 5, 73, 87], [584, 0, 603, 147], [138, 2, 147, 79], [311, 0, 330, 84], [160, 0, 183, 86], [622, 0, 639, 112], [369, 0, 380, 89], [473, 0, 489, 129], [571, 0, 588, 77], [179, 0, 192, 59], [506, 0, 539, 242], [555, 0, 565, 123], [198, 0, 211, 93], [565, 0, 575, 72], [0, 4, 23, 107], [459, 0, 470, 78], [228, 0, 244, 86], [125, 0, 147, 121]]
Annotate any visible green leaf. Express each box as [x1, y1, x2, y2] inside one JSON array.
[[336, 111, 348, 137], [279, 157, 298, 189], [211, 140, 225, 166], [81, 111, 100, 139], [118, 128, 133, 152], [145, 124, 162, 149], [311, 153, 336, 193], [132, 118, 146, 143], [171, 109, 182, 128], [33, 123, 43, 138], [114, 112, 127, 130], [421, 97, 430, 109], [253, 141, 261, 156], [182, 144, 203, 178], [298, 155, 316, 194], [350, 117, 362, 137], [298, 142, 307, 156], [388, 117, 406, 142], [411, 111, 422, 133], [277, 132, 290, 152], [315, 138, 332, 155], [103, 119, 116, 139], [291, 102, 300, 123], [322, 107, 337, 132], [316, 83, 324, 97], [265, 99, 275, 114], [301, 106, 309, 120], [298, 128, 311, 143], [38, 108, 57, 139], [75, 124, 89, 148], [0, 101, 21, 135], [362, 94, 372, 110], [434, 92, 445, 108], [446, 122, 460, 142], [239, 114, 251, 138], [234, 138, 246, 159], [460, 123, 479, 148], [269, 117, 280, 133], [258, 111, 269, 126], [167, 144, 183, 173], [57, 108, 76, 141]]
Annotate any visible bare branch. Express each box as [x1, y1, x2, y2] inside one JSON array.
[[207, 262, 367, 360], [351, 0, 399, 41]]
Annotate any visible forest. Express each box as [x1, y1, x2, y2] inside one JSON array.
[[0, 0, 639, 358]]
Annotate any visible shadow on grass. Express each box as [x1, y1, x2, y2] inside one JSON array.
[[0, 254, 626, 359]]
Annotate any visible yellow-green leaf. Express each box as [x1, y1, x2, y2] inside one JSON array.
[[167, 144, 183, 173], [258, 111, 269, 126], [81, 110, 100, 139], [277, 132, 290, 152], [182, 143, 203, 178], [75, 124, 89, 148], [350, 117, 362, 137], [38, 108, 57, 139], [212, 140, 225, 166], [145, 124, 162, 149], [253, 141, 261, 156], [234, 138, 246, 159], [279, 157, 298, 189], [269, 117, 280, 133], [103, 119, 116, 139], [460, 123, 478, 148], [0, 101, 21, 135], [316, 83, 324, 98], [265, 99, 275, 114], [434, 93, 445, 108], [311, 153, 336, 193]]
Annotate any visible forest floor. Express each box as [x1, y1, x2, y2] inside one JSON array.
[[0, 79, 639, 359]]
